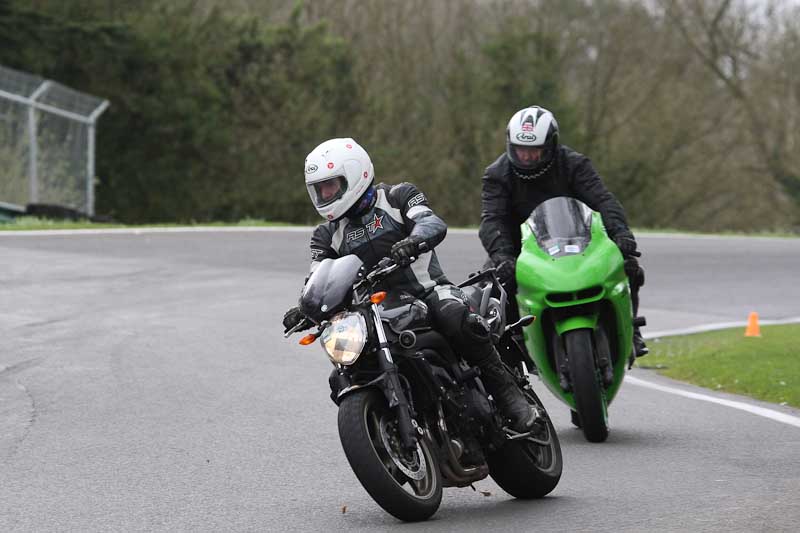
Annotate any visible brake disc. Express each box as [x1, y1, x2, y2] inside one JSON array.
[[379, 416, 427, 481]]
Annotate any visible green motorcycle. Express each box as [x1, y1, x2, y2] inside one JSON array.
[[514, 196, 642, 442]]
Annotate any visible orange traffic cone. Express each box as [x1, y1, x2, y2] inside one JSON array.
[[745, 312, 761, 337]]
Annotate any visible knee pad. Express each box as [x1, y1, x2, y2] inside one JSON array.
[[431, 298, 470, 339], [432, 302, 491, 344], [463, 312, 492, 343]]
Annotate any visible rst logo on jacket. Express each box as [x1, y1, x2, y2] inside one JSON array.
[[408, 193, 426, 208], [346, 228, 366, 242], [366, 213, 384, 234]]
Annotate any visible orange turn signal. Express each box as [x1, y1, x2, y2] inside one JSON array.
[[370, 291, 387, 304], [299, 334, 317, 346]]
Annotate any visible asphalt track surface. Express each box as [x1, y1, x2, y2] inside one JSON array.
[[1, 229, 799, 532]]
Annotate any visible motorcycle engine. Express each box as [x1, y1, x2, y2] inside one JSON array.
[[457, 386, 494, 428]]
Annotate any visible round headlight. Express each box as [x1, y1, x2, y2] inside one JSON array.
[[320, 312, 368, 365]]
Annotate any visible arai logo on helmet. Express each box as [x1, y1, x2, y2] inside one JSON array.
[[305, 163, 318, 174], [516, 132, 537, 142]]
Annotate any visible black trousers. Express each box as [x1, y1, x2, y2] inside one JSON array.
[[624, 257, 644, 318], [424, 284, 496, 365]]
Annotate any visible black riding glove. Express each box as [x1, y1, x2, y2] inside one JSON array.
[[493, 254, 517, 289], [613, 233, 639, 258], [282, 306, 308, 333], [390, 236, 422, 267]]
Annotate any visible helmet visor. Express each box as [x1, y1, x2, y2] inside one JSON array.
[[508, 142, 554, 171], [308, 176, 349, 208]]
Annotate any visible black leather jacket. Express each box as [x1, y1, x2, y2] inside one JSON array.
[[479, 145, 632, 261], [309, 182, 449, 296]]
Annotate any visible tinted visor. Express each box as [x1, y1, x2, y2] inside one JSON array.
[[508, 142, 553, 170], [308, 176, 348, 208]]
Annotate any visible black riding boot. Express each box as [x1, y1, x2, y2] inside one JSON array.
[[479, 350, 537, 432], [633, 327, 649, 358]]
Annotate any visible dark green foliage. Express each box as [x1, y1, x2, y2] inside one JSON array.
[[221, 7, 359, 223], [2, 0, 798, 231], [1, 0, 356, 223], [483, 27, 563, 119]]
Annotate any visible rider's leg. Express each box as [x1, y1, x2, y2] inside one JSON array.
[[625, 258, 648, 358], [426, 285, 536, 432]]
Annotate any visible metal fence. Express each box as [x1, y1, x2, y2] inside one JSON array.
[[0, 65, 108, 217]]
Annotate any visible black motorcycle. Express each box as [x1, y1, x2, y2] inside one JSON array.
[[284, 250, 562, 522]]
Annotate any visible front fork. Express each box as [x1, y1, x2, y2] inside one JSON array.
[[370, 304, 420, 450], [554, 315, 615, 389]]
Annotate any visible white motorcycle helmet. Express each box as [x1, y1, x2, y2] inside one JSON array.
[[506, 106, 559, 175], [304, 138, 375, 221]]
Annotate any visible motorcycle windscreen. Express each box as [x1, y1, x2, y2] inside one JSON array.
[[526, 197, 593, 257], [300, 255, 364, 323]]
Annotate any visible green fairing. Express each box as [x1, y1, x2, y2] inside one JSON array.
[[554, 315, 598, 336], [517, 210, 634, 410]]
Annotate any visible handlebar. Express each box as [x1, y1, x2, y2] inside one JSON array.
[[283, 318, 313, 338], [363, 241, 430, 284], [366, 259, 401, 283], [287, 241, 431, 336]]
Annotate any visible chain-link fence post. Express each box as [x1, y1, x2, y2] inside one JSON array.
[[26, 80, 50, 205], [0, 65, 109, 217], [86, 101, 109, 217]]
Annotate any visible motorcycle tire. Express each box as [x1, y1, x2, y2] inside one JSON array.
[[488, 388, 563, 498], [565, 329, 609, 442], [337, 389, 442, 522]]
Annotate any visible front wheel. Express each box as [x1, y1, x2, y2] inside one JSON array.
[[337, 389, 442, 522], [488, 388, 563, 498], [565, 329, 609, 442]]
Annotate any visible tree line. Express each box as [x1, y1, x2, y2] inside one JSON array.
[[2, 0, 799, 232]]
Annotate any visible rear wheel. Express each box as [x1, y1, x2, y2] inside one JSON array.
[[338, 389, 442, 522], [488, 388, 563, 498], [565, 329, 608, 442]]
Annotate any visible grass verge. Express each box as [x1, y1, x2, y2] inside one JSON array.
[[2, 218, 798, 237], [640, 324, 800, 408]]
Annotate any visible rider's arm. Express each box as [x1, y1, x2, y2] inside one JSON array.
[[478, 164, 516, 262], [567, 152, 632, 240], [285, 224, 337, 330], [309, 223, 339, 275], [390, 183, 447, 249]]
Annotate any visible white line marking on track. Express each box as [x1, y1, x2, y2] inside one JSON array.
[[6, 227, 796, 240], [645, 317, 800, 339], [635, 232, 800, 241], [0, 226, 316, 236], [0, 226, 482, 237], [626, 376, 800, 429]]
